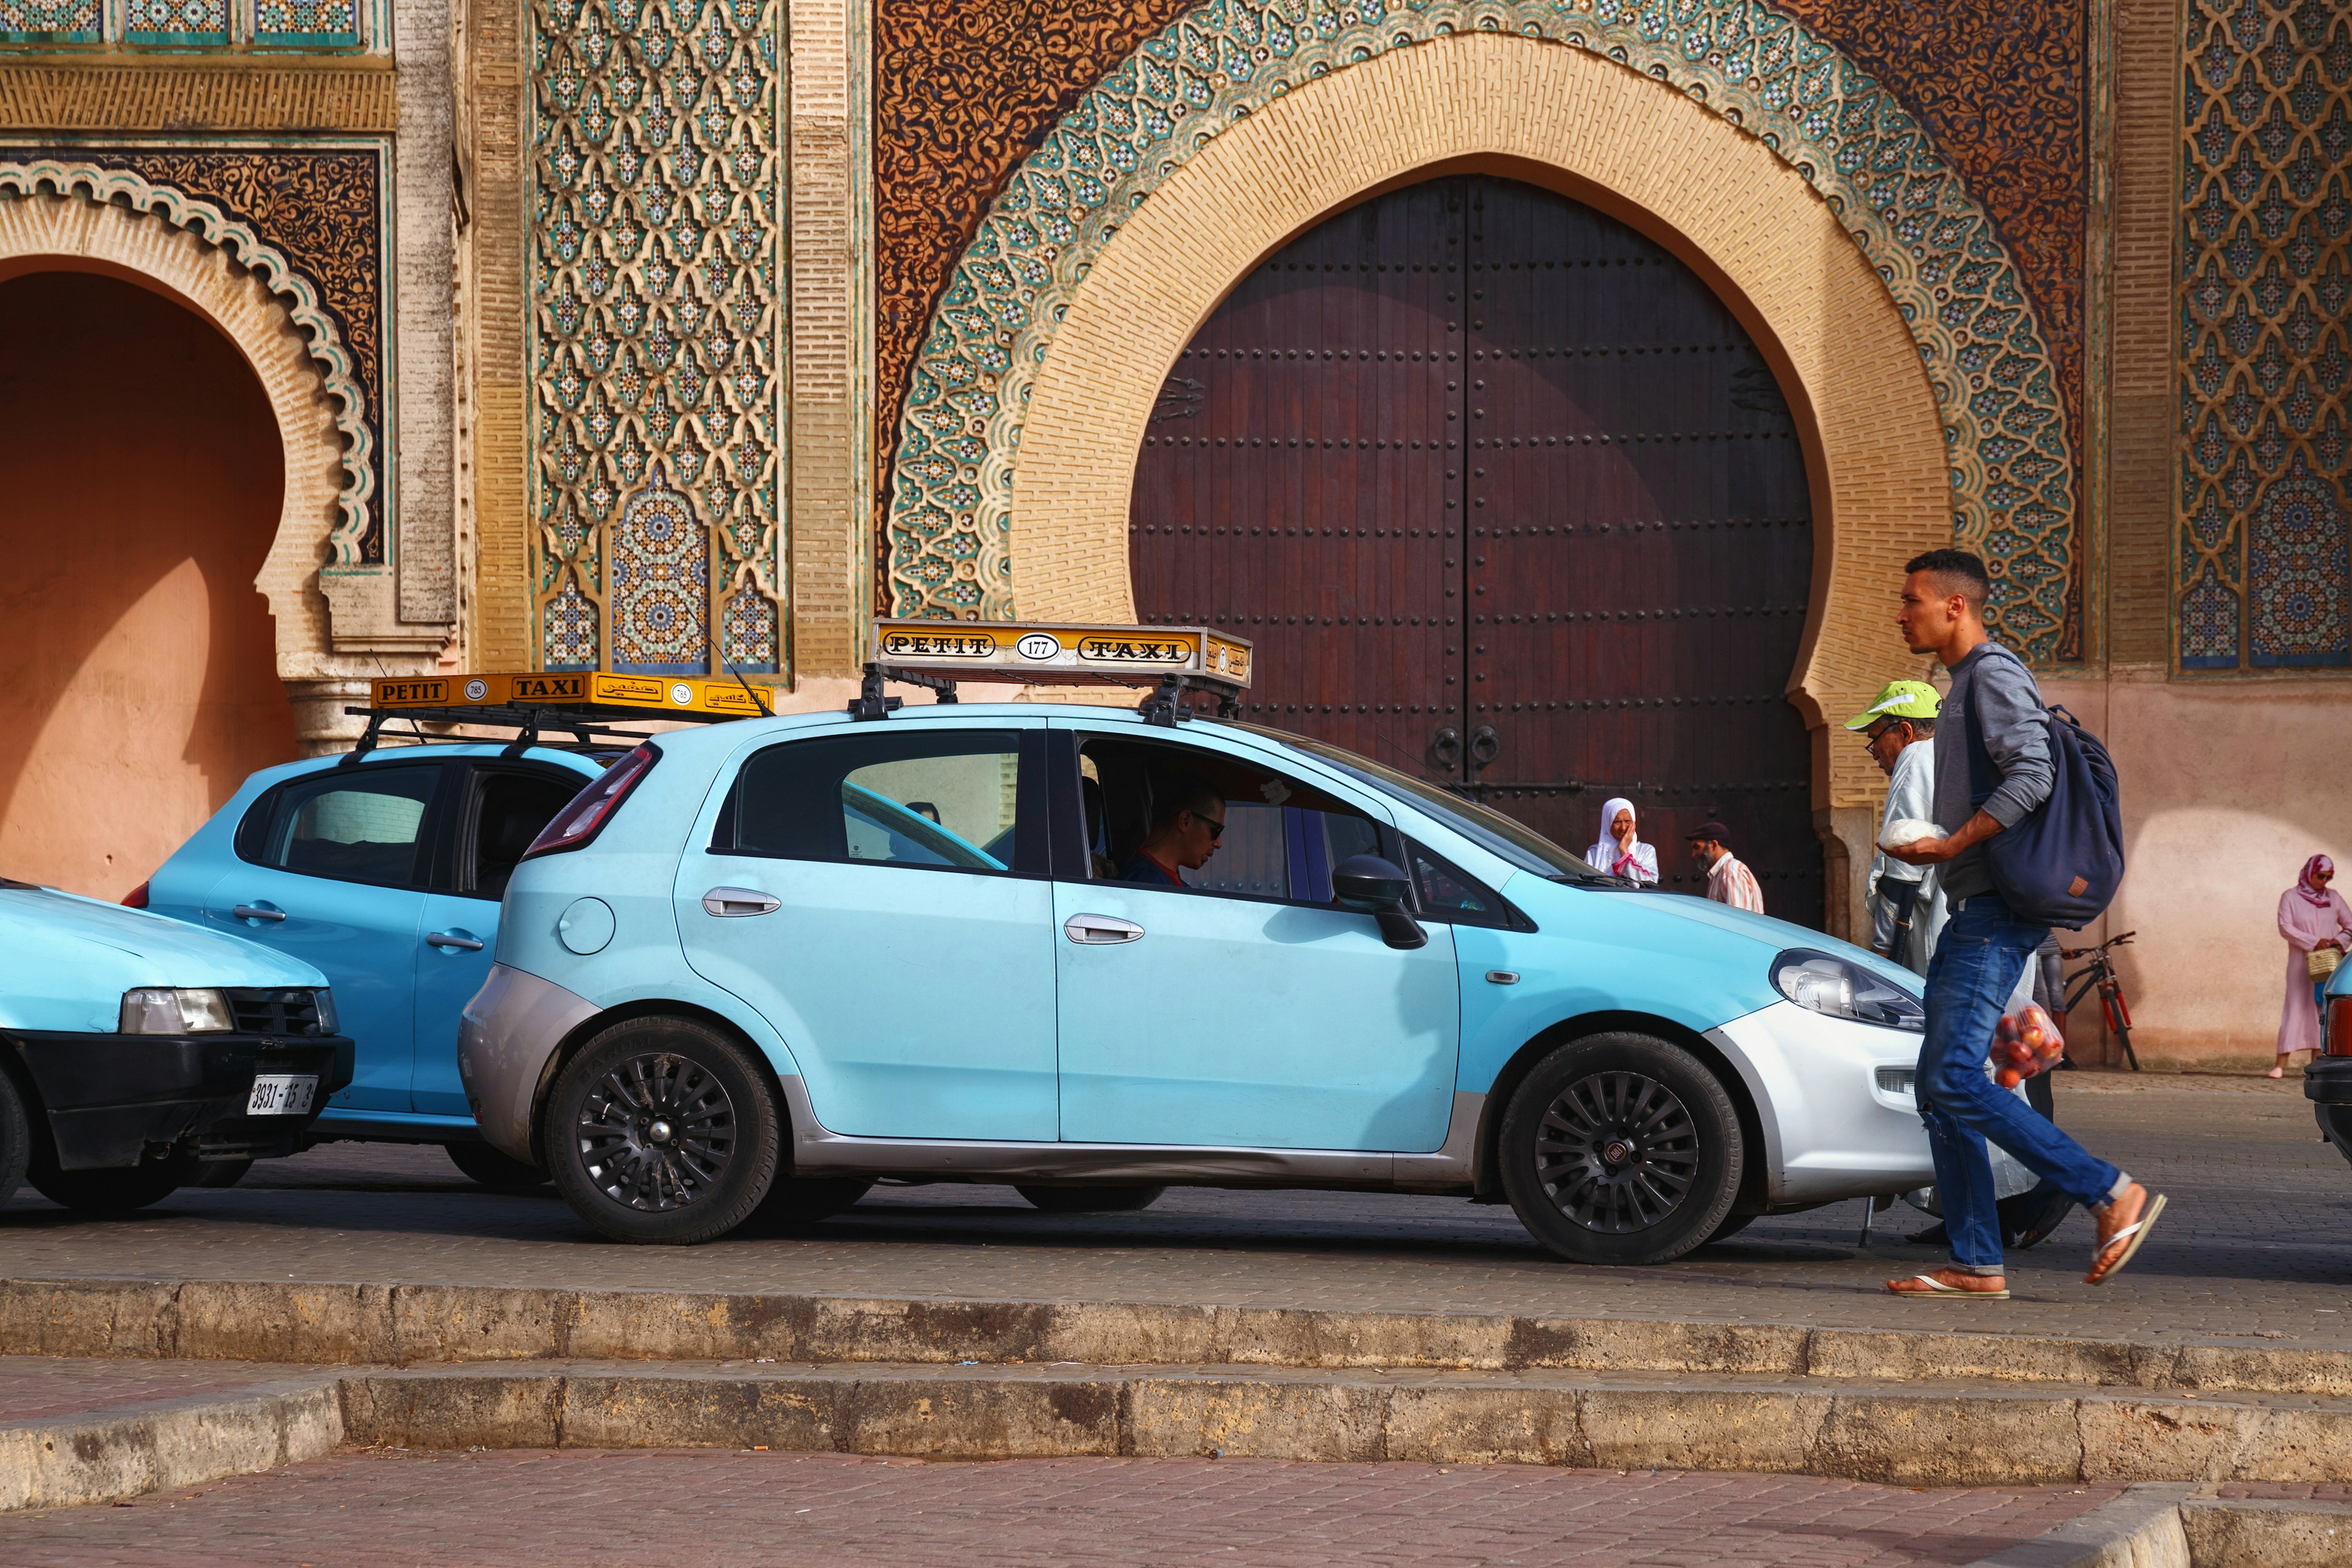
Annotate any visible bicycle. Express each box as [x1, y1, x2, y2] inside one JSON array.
[[2060, 930, 2139, 1071]]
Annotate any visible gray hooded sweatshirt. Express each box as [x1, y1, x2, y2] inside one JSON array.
[[1931, 641, 2053, 907]]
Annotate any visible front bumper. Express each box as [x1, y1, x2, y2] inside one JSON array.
[[9, 1030, 355, 1169], [1705, 1000, 1936, 1205], [456, 963, 598, 1164]]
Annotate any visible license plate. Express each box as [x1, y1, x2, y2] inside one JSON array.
[[246, 1074, 317, 1117]]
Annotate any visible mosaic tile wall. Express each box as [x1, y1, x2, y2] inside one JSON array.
[[527, 0, 785, 674], [0, 0, 361, 44], [2177, 0, 2351, 671], [880, 0, 2080, 662]]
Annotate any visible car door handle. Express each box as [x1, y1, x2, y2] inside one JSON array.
[[1063, 913, 1144, 945], [426, 931, 486, 951], [232, 905, 287, 923], [703, 886, 782, 918]]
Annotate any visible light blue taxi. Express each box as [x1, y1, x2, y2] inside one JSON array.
[[1, 879, 350, 1212], [459, 700, 1937, 1260], [141, 742, 603, 1187]]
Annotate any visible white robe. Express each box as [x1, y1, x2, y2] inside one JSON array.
[[1868, 737, 1946, 974]]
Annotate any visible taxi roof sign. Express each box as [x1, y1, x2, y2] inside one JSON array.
[[870, 620, 1251, 693], [370, 670, 784, 720]]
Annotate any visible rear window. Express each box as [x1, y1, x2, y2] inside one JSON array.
[[238, 766, 441, 889]]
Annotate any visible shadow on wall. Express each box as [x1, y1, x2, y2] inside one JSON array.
[[0, 270, 298, 901]]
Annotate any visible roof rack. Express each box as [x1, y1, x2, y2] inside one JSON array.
[[343, 670, 785, 763], [858, 620, 1253, 727]]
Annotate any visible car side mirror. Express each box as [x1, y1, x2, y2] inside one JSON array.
[[1332, 854, 1428, 951]]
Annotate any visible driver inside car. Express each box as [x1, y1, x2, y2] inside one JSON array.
[[1120, 774, 1227, 888]]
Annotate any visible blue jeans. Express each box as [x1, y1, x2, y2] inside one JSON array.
[[1918, 895, 2123, 1273]]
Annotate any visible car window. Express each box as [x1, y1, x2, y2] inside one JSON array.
[[469, 769, 589, 900], [1074, 733, 1385, 907], [725, 730, 1025, 873], [1404, 839, 1515, 928], [243, 766, 441, 889]]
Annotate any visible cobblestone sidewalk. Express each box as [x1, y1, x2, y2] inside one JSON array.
[[0, 1448, 2127, 1567]]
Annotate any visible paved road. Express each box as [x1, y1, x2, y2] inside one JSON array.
[[5, 1074, 2346, 1346], [0, 1447, 2124, 1567]]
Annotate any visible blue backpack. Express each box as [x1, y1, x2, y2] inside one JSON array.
[[1962, 649, 2125, 930]]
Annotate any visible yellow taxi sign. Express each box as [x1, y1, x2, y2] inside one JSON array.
[[371, 671, 783, 719], [872, 620, 1252, 692]]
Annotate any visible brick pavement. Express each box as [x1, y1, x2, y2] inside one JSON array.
[[4, 1075, 2345, 1347], [0, 1357, 314, 1423], [0, 1447, 2125, 1567]]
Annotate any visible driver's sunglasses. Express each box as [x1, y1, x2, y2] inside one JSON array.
[[1195, 813, 1226, 841]]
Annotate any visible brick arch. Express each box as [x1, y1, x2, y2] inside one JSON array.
[[0, 190, 358, 737], [1006, 32, 1947, 816]]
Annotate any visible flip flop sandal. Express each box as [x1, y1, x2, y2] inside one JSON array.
[[1888, 1274, 2010, 1300], [2085, 1193, 2166, 1286]]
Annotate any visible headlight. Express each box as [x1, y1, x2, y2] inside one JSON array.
[[313, 988, 337, 1033], [1771, 948, 1924, 1032], [118, 987, 235, 1035]]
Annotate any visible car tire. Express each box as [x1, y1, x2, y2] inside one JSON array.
[[28, 1150, 200, 1214], [746, 1175, 872, 1233], [0, 1068, 29, 1209], [1702, 1210, 1756, 1245], [542, 1016, 780, 1245], [445, 1141, 552, 1193], [1016, 1184, 1166, 1213], [194, 1158, 254, 1189], [1498, 1031, 1743, 1267]]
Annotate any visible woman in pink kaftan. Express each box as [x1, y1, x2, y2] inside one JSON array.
[[2274, 854, 2352, 1077]]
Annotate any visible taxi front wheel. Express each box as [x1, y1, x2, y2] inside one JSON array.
[[1498, 1032, 1743, 1267], [542, 1016, 781, 1245]]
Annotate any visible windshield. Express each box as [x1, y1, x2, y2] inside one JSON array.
[[1232, 724, 1607, 882]]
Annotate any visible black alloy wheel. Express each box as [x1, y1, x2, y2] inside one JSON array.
[[1016, 1184, 1167, 1213], [543, 1016, 780, 1244], [1498, 1031, 1742, 1266]]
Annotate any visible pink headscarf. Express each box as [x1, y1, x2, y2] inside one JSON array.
[[2296, 854, 2335, 907]]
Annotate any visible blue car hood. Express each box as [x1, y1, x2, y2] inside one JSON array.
[[0, 884, 327, 1034]]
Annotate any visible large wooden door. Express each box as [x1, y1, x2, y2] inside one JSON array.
[[1131, 176, 1819, 925]]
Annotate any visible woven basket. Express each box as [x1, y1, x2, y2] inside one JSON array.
[[2309, 944, 2343, 982]]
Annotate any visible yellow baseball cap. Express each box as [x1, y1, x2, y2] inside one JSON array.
[[1843, 679, 1941, 730]]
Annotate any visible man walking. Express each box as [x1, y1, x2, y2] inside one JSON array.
[[1883, 549, 2162, 1295], [1686, 821, 1763, 913], [1847, 680, 1942, 973]]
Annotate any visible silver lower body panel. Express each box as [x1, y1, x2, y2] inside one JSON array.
[[783, 1079, 1484, 1194], [456, 963, 598, 1164]]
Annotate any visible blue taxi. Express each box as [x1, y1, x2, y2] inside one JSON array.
[[459, 692, 1939, 1261], [141, 742, 605, 1187], [1, 880, 350, 1211]]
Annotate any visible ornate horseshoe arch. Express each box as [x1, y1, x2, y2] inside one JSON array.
[[884, 0, 2078, 663]]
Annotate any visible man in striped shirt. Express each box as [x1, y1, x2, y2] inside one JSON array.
[[1687, 821, 1764, 913]]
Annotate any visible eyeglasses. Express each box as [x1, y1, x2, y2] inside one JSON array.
[[1191, 813, 1225, 841]]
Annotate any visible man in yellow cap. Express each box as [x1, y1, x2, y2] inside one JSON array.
[[1846, 680, 1942, 972]]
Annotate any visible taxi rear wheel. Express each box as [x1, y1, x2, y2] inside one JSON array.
[[543, 1016, 780, 1245], [1498, 1033, 1743, 1267]]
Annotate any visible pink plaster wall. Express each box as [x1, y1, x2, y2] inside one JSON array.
[[2044, 674, 2350, 1071], [0, 271, 300, 902]]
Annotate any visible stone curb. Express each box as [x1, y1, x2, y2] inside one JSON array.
[[0, 1376, 342, 1513], [7, 1362, 2347, 1516], [2178, 1491, 2352, 1567], [4, 1275, 2349, 1396], [1963, 1482, 2193, 1567]]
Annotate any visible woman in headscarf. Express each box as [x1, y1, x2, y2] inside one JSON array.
[[2274, 854, 2352, 1077], [1587, 797, 1658, 884]]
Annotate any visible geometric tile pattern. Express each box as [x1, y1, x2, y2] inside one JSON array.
[[2177, 0, 2352, 669], [0, 0, 101, 41], [124, 0, 227, 44], [0, 143, 388, 563], [528, 0, 785, 673], [882, 0, 2079, 662], [255, 0, 359, 45]]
